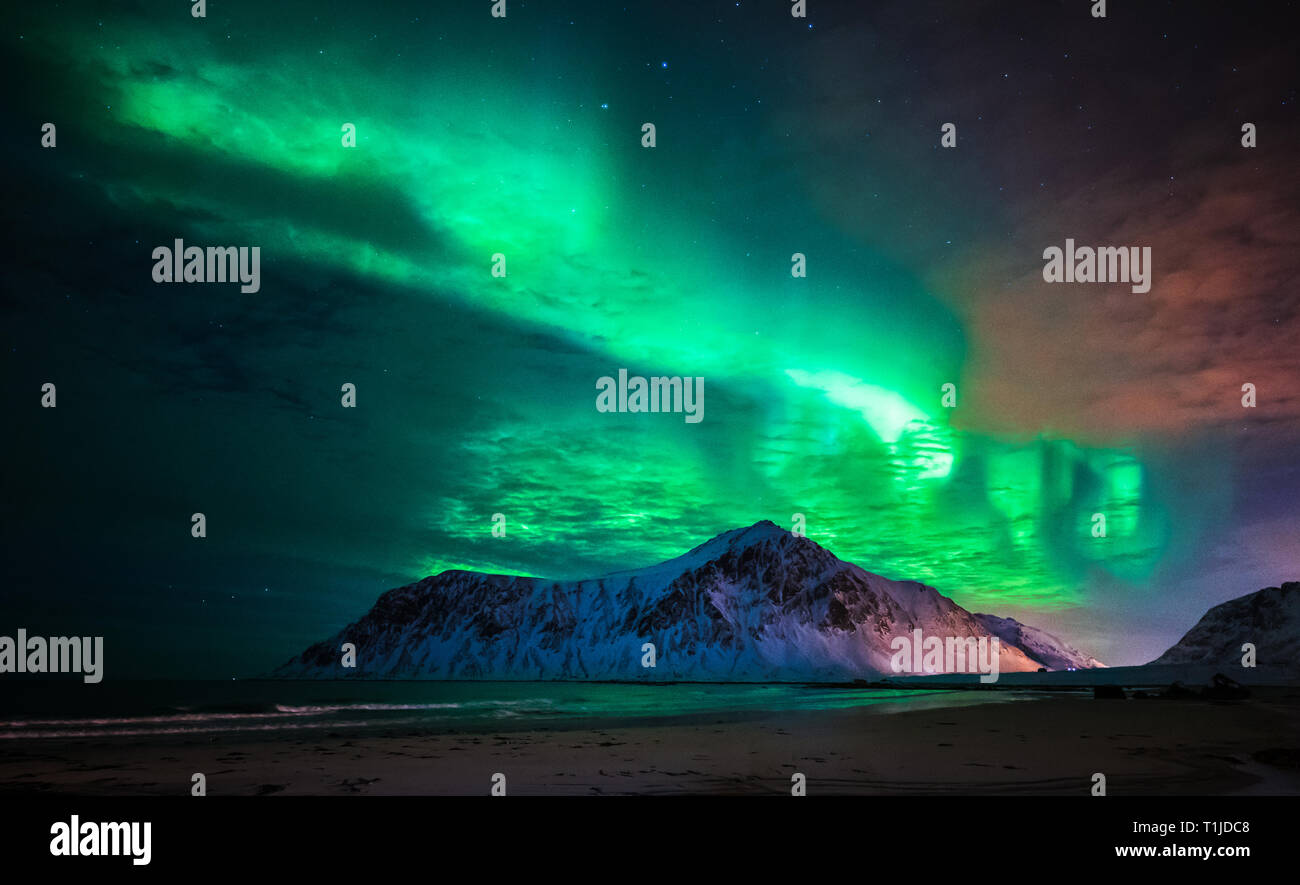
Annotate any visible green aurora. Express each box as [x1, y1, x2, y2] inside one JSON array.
[[6, 1, 1293, 675]]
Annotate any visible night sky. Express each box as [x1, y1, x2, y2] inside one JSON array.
[[2, 0, 1297, 677]]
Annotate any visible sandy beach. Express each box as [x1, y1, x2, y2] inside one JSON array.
[[3, 691, 1298, 797]]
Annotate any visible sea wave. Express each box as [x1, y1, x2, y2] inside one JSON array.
[[0, 697, 559, 739]]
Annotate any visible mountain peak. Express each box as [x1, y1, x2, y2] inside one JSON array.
[[675, 519, 811, 563], [715, 519, 791, 543]]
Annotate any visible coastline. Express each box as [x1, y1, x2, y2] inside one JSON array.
[[4, 691, 1297, 797]]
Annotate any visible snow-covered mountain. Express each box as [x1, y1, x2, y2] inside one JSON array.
[[276, 521, 1099, 680], [1150, 582, 1300, 667], [972, 614, 1105, 671]]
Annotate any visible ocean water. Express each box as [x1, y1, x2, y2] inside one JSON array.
[[0, 680, 1036, 741]]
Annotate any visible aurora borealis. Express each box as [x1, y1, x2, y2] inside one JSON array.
[[3, 0, 1297, 676]]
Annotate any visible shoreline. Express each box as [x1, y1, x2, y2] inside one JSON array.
[[3, 692, 1297, 797]]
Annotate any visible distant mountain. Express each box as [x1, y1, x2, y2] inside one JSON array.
[[277, 521, 1100, 680], [972, 614, 1105, 671], [1150, 582, 1300, 667]]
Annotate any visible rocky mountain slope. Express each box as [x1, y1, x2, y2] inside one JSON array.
[[277, 521, 1103, 680], [973, 613, 1104, 671], [1150, 582, 1299, 668]]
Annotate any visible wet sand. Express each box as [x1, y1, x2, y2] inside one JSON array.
[[3, 692, 1298, 796]]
